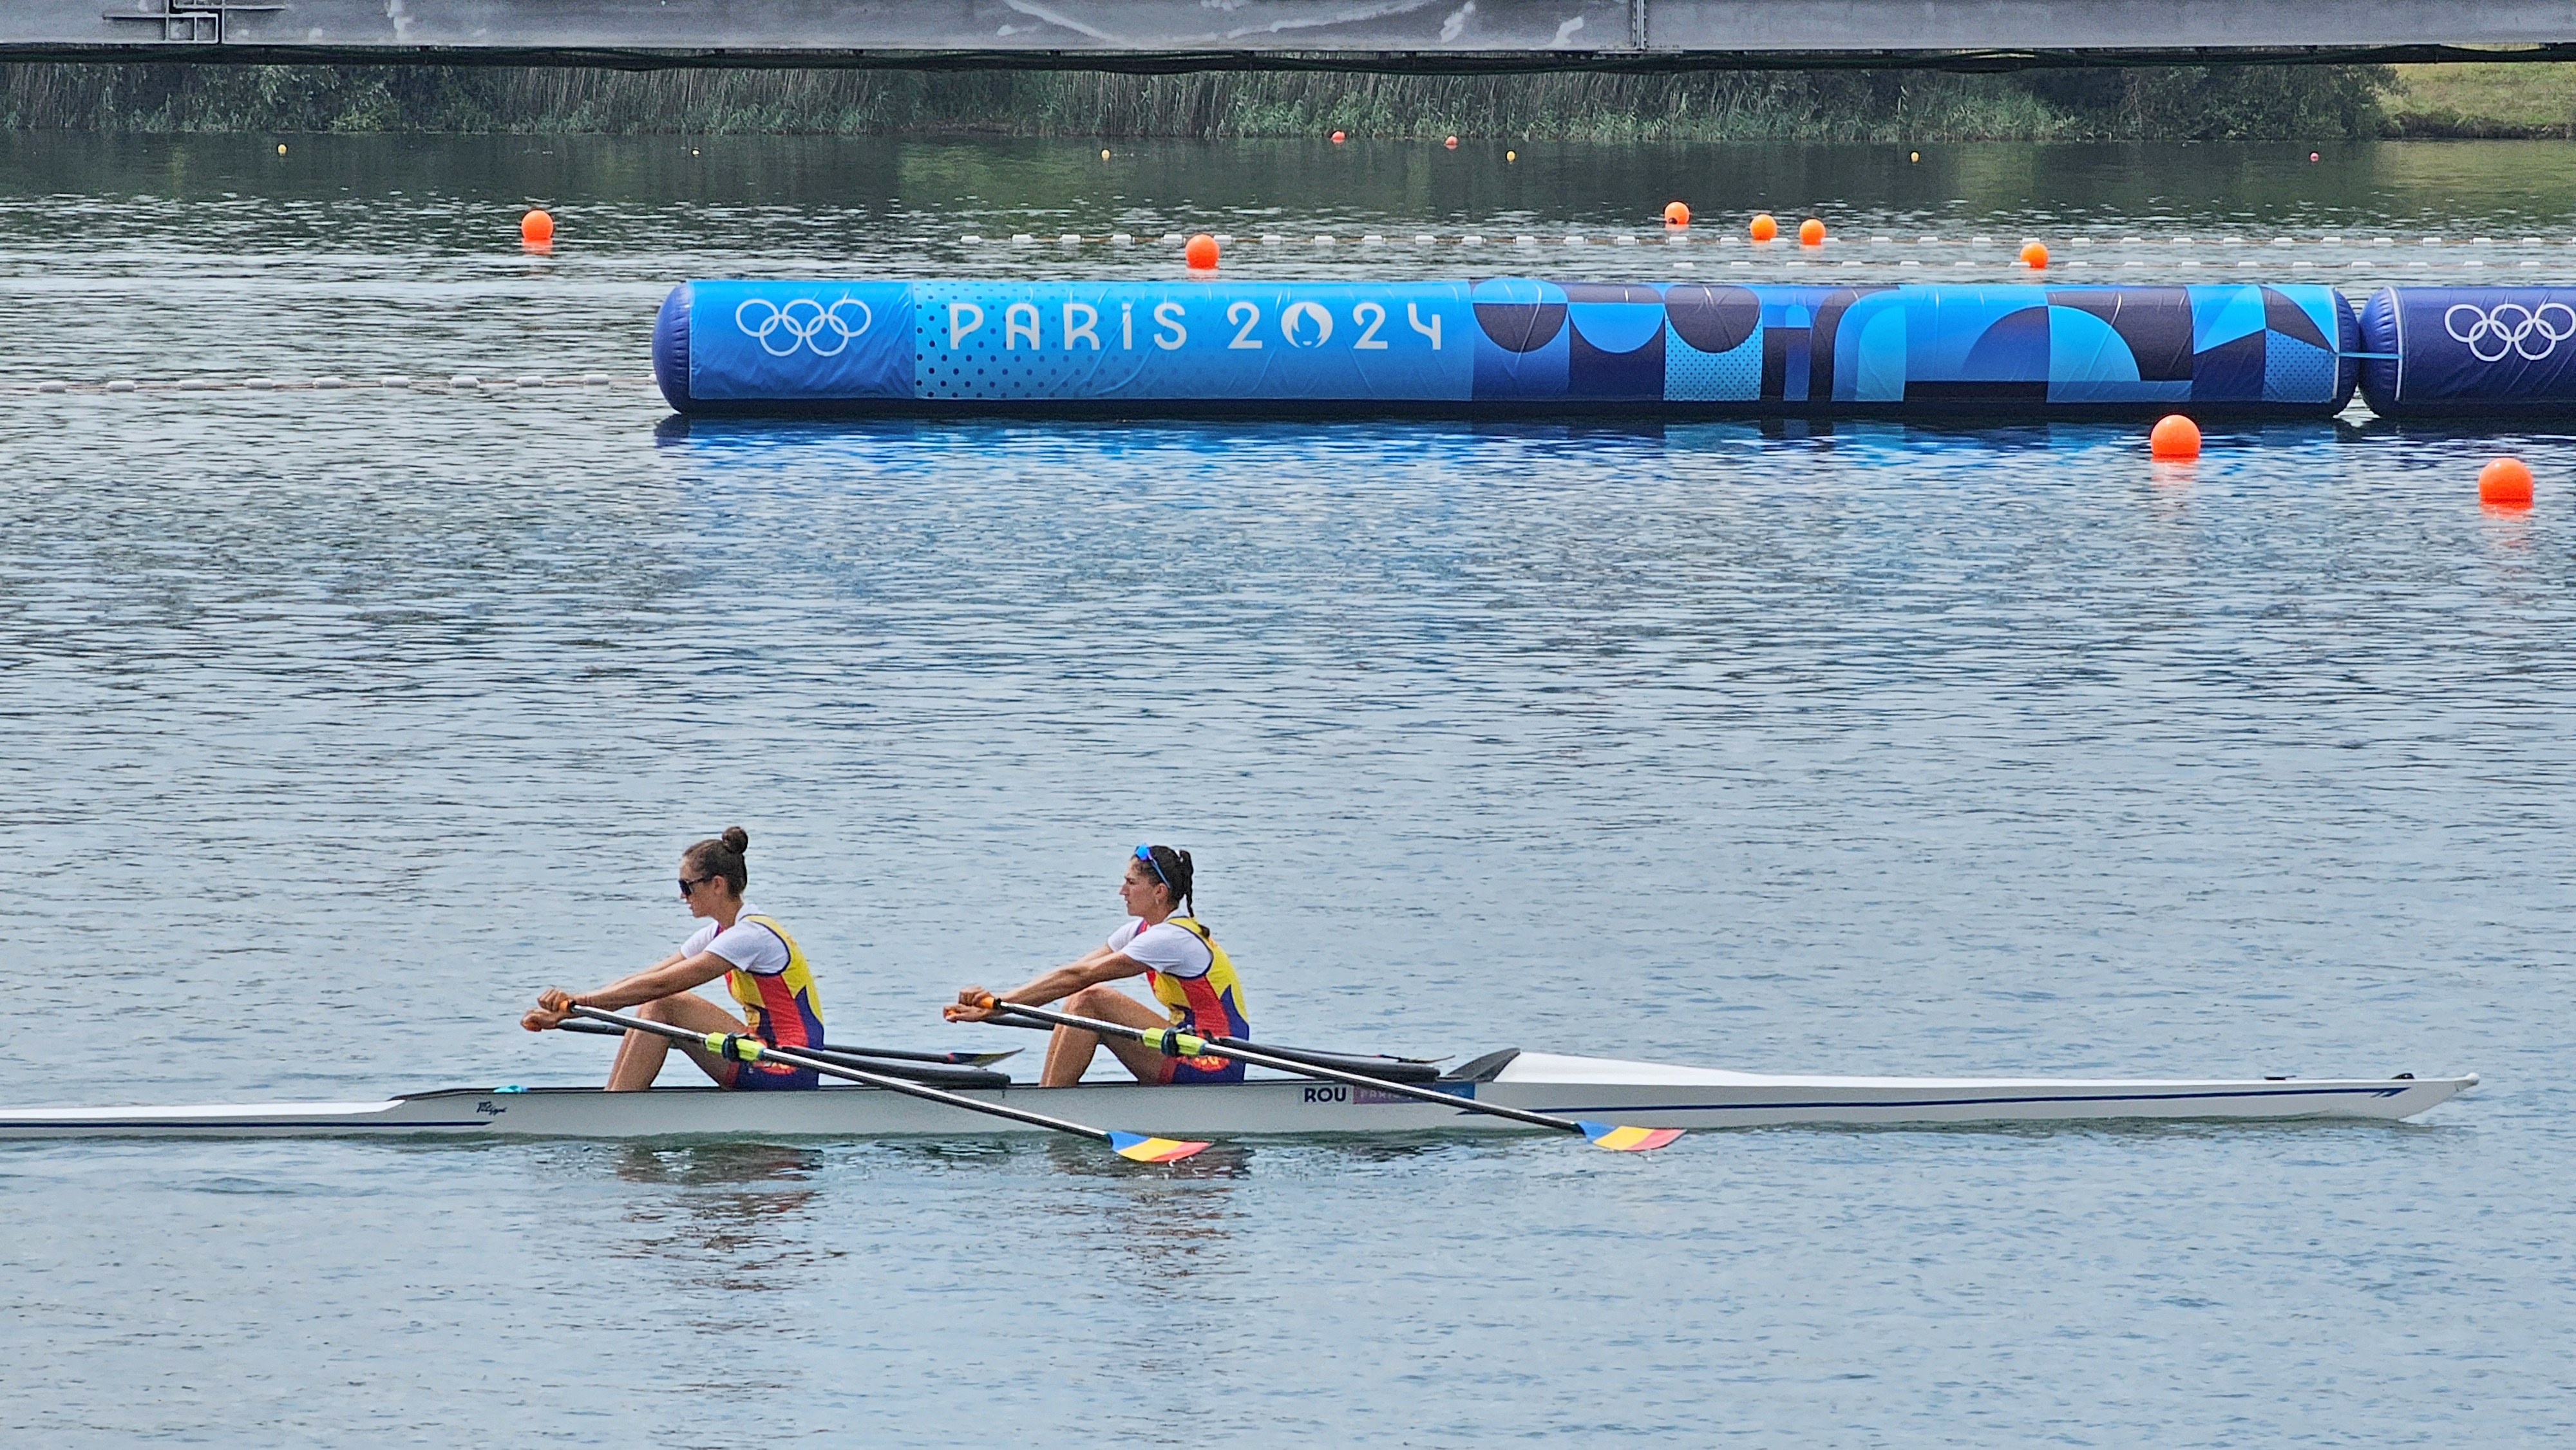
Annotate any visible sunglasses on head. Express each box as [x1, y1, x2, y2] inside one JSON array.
[[1132, 843, 1170, 887]]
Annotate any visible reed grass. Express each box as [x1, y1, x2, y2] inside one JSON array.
[[1, 62, 2394, 141]]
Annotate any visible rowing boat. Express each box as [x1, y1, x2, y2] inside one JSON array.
[[0, 1049, 2475, 1141]]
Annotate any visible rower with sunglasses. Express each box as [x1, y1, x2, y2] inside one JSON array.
[[948, 844, 1250, 1087], [520, 826, 828, 1091]]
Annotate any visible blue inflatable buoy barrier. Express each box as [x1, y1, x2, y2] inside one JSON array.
[[650, 276, 2576, 422], [2358, 287, 2576, 419]]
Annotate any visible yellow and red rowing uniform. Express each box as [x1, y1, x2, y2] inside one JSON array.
[[1144, 916, 1250, 1085], [724, 914, 827, 1090]]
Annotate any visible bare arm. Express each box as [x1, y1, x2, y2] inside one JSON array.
[[523, 950, 737, 1031], [949, 950, 1147, 1021]]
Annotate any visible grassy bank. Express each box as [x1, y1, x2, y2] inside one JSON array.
[[1, 63, 2395, 141], [2389, 62, 2576, 138]]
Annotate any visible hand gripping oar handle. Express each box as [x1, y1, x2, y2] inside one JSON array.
[[565, 1006, 1206, 1163], [970, 999, 1680, 1153]]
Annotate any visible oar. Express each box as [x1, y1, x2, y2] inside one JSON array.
[[557, 1018, 1020, 1067], [565, 1006, 1207, 1163], [954, 998, 1681, 1153]]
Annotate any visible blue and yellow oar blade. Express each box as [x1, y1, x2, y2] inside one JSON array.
[[1577, 1122, 1684, 1153], [1106, 1131, 1210, 1163]]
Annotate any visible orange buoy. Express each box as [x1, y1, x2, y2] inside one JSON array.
[[1749, 212, 1778, 243], [520, 208, 554, 246], [2480, 456, 2535, 508], [1184, 232, 1219, 270], [1798, 217, 1826, 247], [1663, 201, 1690, 227], [1444, 135, 1459, 149], [2020, 241, 2049, 268], [1331, 130, 1347, 144], [2150, 414, 2201, 461]]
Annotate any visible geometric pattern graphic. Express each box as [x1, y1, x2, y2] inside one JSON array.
[[663, 279, 2398, 417], [1665, 330, 1763, 401]]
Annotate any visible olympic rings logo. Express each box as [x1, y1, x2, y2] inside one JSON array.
[[735, 296, 873, 357], [2444, 301, 2576, 363]]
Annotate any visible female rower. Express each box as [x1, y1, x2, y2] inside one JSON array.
[[520, 827, 827, 1092], [949, 844, 1249, 1088]]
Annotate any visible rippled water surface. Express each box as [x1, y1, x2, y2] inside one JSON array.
[[3, 135, 2573, 1445]]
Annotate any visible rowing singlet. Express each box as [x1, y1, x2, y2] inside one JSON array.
[[1143, 917, 1250, 1080], [724, 914, 828, 1084]]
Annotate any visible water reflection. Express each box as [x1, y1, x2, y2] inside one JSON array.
[[1024, 1137, 1247, 1283], [609, 1144, 827, 1317]]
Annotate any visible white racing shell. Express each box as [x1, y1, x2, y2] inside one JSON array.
[[0, 1051, 2476, 1141]]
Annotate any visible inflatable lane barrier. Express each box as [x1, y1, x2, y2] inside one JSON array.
[[655, 279, 2360, 420], [2359, 287, 2576, 419]]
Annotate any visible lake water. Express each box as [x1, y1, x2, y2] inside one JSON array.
[[2, 133, 2571, 1445]]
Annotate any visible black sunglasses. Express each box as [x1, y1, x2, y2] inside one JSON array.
[[679, 874, 717, 897]]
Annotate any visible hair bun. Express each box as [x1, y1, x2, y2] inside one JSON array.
[[721, 825, 750, 854]]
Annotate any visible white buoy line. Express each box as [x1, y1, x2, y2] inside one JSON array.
[[0, 373, 656, 398]]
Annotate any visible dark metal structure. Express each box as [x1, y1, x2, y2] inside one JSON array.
[[17, 0, 2576, 70]]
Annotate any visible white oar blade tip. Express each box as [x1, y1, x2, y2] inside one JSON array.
[[1107, 1131, 1211, 1163], [1577, 1122, 1683, 1153]]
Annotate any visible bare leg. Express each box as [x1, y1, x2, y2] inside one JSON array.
[[1038, 986, 1185, 1088], [605, 993, 752, 1091]]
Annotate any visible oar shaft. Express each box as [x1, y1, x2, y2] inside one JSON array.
[[556, 1019, 1008, 1065], [569, 1006, 1113, 1145], [986, 1002, 1586, 1136]]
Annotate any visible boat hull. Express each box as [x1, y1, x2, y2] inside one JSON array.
[[0, 1063, 2477, 1142]]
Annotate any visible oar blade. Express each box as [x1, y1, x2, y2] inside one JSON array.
[[1577, 1122, 1683, 1153], [1107, 1131, 1211, 1163]]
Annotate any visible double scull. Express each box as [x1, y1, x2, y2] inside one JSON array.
[[0, 1049, 2474, 1142]]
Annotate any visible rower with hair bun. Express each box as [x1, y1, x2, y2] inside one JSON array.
[[520, 826, 828, 1092], [948, 844, 1250, 1088]]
